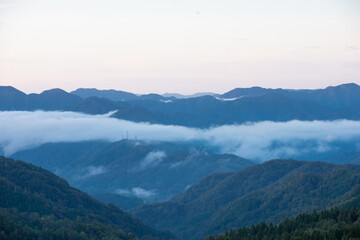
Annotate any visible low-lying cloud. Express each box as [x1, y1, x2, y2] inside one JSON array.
[[1, 111, 360, 161], [170, 150, 201, 169], [137, 151, 167, 171], [128, 150, 167, 173], [115, 187, 156, 199], [74, 165, 106, 180]]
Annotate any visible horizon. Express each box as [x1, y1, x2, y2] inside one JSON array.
[[3, 81, 359, 95]]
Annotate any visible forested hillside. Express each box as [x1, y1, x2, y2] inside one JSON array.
[[0, 156, 174, 240], [12, 140, 253, 204], [132, 160, 360, 239], [205, 206, 360, 240]]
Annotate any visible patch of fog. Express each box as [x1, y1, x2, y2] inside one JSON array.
[[215, 96, 245, 101], [160, 100, 173, 103], [170, 161, 187, 169], [114, 187, 156, 199], [129, 151, 167, 173], [102, 110, 118, 117], [169, 150, 202, 169], [74, 165, 106, 180]]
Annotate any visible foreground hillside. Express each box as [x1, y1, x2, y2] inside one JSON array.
[[0, 156, 174, 240], [132, 159, 360, 239], [12, 140, 253, 205], [206, 206, 360, 240]]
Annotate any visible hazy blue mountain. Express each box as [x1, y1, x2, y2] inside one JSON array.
[[11, 141, 109, 171], [70, 96, 127, 114], [111, 104, 158, 123], [138, 93, 176, 101], [131, 159, 360, 239], [0, 86, 28, 110], [12, 140, 254, 204], [211, 93, 330, 122], [321, 151, 360, 164], [0, 156, 174, 240], [27, 88, 82, 110], [71, 88, 176, 102], [113, 93, 341, 127], [287, 83, 360, 108], [221, 86, 277, 99], [0, 87, 82, 111], [71, 88, 139, 101], [162, 92, 218, 99], [91, 193, 145, 211], [221, 83, 360, 109], [113, 85, 360, 127], [2, 83, 360, 127]]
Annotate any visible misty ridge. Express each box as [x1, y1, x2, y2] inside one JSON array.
[[1, 110, 360, 161]]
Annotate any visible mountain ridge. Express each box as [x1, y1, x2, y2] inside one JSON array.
[[1, 83, 360, 127]]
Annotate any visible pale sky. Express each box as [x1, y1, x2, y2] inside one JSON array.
[[0, 0, 359, 94]]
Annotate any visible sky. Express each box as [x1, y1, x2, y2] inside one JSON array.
[[0, 0, 359, 94]]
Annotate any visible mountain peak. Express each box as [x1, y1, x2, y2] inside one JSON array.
[[40, 88, 70, 95], [0, 86, 27, 96], [327, 82, 360, 90], [71, 88, 138, 101]]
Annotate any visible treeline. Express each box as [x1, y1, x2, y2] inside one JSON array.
[[205, 207, 360, 240], [0, 208, 136, 240]]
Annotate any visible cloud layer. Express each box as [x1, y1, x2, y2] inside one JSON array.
[[1, 111, 360, 161]]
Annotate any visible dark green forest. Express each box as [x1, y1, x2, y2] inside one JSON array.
[[0, 156, 174, 240], [1, 155, 360, 240], [0, 208, 136, 240], [132, 160, 360, 239], [205, 207, 360, 240]]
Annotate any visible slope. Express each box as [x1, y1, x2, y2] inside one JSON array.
[[0, 156, 174, 240], [131, 159, 360, 239], [205, 205, 360, 240], [12, 140, 254, 204]]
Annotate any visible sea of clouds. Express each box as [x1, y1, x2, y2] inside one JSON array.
[[1, 110, 360, 161]]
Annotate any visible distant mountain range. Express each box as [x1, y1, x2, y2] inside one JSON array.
[[1, 83, 360, 127], [71, 88, 178, 102], [221, 83, 360, 108], [131, 159, 360, 240], [0, 156, 174, 240], [0, 87, 82, 111], [12, 140, 254, 207]]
